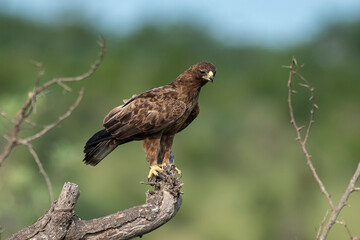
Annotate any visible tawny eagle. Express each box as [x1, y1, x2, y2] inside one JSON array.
[[83, 62, 216, 178]]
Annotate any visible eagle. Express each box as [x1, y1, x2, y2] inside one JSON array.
[[83, 62, 216, 179]]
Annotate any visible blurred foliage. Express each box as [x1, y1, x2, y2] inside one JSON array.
[[0, 14, 360, 240]]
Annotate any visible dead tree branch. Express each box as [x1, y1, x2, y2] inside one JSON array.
[[8, 166, 183, 240], [285, 57, 360, 240], [285, 58, 334, 210], [24, 142, 54, 203], [0, 37, 106, 202]]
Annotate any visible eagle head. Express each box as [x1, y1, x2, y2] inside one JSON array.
[[174, 62, 217, 88], [191, 62, 216, 83]]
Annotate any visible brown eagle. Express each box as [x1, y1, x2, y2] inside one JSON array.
[[83, 62, 216, 178]]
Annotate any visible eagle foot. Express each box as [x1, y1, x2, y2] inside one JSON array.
[[159, 162, 182, 178], [148, 165, 164, 180], [173, 166, 182, 178]]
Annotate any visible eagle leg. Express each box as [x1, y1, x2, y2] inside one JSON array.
[[144, 133, 163, 179], [158, 134, 175, 165], [157, 134, 182, 176]]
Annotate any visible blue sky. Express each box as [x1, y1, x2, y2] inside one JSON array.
[[1, 0, 360, 47]]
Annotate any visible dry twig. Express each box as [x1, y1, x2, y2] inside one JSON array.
[[285, 56, 335, 210], [0, 37, 106, 202], [285, 57, 360, 240], [315, 210, 329, 240]]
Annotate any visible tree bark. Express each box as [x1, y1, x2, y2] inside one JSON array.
[[9, 166, 182, 240]]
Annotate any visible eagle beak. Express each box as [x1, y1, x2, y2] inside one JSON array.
[[209, 75, 214, 83], [202, 71, 215, 83]]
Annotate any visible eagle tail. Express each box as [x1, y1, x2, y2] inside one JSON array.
[[83, 129, 117, 166]]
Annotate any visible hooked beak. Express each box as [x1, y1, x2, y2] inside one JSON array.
[[202, 71, 215, 83]]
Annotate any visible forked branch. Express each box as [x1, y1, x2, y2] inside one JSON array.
[[285, 57, 360, 240], [0, 37, 106, 202], [285, 57, 334, 210]]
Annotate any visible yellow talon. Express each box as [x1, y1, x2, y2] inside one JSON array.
[[148, 165, 164, 179], [160, 162, 182, 177], [174, 167, 182, 176], [159, 162, 167, 168]]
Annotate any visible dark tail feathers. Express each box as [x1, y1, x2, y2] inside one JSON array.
[[83, 129, 117, 166]]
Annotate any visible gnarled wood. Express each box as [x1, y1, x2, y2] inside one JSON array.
[[9, 166, 182, 240]]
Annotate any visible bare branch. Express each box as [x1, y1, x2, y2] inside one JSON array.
[[287, 56, 335, 211], [0, 38, 105, 205], [0, 109, 17, 124], [24, 142, 54, 202], [294, 70, 316, 145], [29, 60, 44, 115], [9, 166, 183, 240], [286, 57, 360, 240], [30, 60, 44, 89], [335, 218, 355, 240], [0, 37, 105, 166], [21, 89, 84, 143], [57, 81, 73, 92], [37, 36, 105, 92], [0, 136, 18, 166], [20, 119, 41, 129], [320, 162, 360, 240], [316, 210, 328, 240]]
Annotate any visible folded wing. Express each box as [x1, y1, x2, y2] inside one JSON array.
[[103, 93, 186, 140]]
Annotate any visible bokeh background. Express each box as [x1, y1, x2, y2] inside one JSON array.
[[1, 1, 360, 239]]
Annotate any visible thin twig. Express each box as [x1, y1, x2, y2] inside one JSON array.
[[0, 37, 106, 204], [286, 56, 335, 211], [29, 60, 44, 115], [21, 119, 41, 129], [335, 218, 357, 240], [293, 70, 317, 145], [24, 142, 54, 202], [316, 210, 329, 240], [57, 82, 72, 92], [319, 162, 360, 240], [339, 219, 353, 240], [286, 57, 360, 240], [0, 109, 17, 124], [0, 36, 105, 167], [37, 36, 105, 93], [21, 89, 84, 143]]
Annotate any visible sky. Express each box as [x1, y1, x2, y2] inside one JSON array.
[[1, 0, 360, 47]]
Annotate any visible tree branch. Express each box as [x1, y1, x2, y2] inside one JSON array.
[[20, 89, 84, 143], [24, 142, 54, 202], [0, 36, 105, 167], [319, 162, 360, 240], [0, 37, 105, 203], [285, 57, 360, 240], [8, 166, 183, 240], [285, 57, 335, 211]]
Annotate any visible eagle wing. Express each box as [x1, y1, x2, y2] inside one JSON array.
[[103, 90, 186, 140]]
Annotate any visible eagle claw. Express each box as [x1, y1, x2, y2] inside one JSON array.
[[173, 166, 182, 178], [148, 165, 164, 179], [159, 162, 182, 178]]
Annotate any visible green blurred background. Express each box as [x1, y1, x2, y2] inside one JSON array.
[[0, 2, 360, 239]]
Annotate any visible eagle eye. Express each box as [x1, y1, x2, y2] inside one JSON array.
[[199, 69, 206, 74]]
